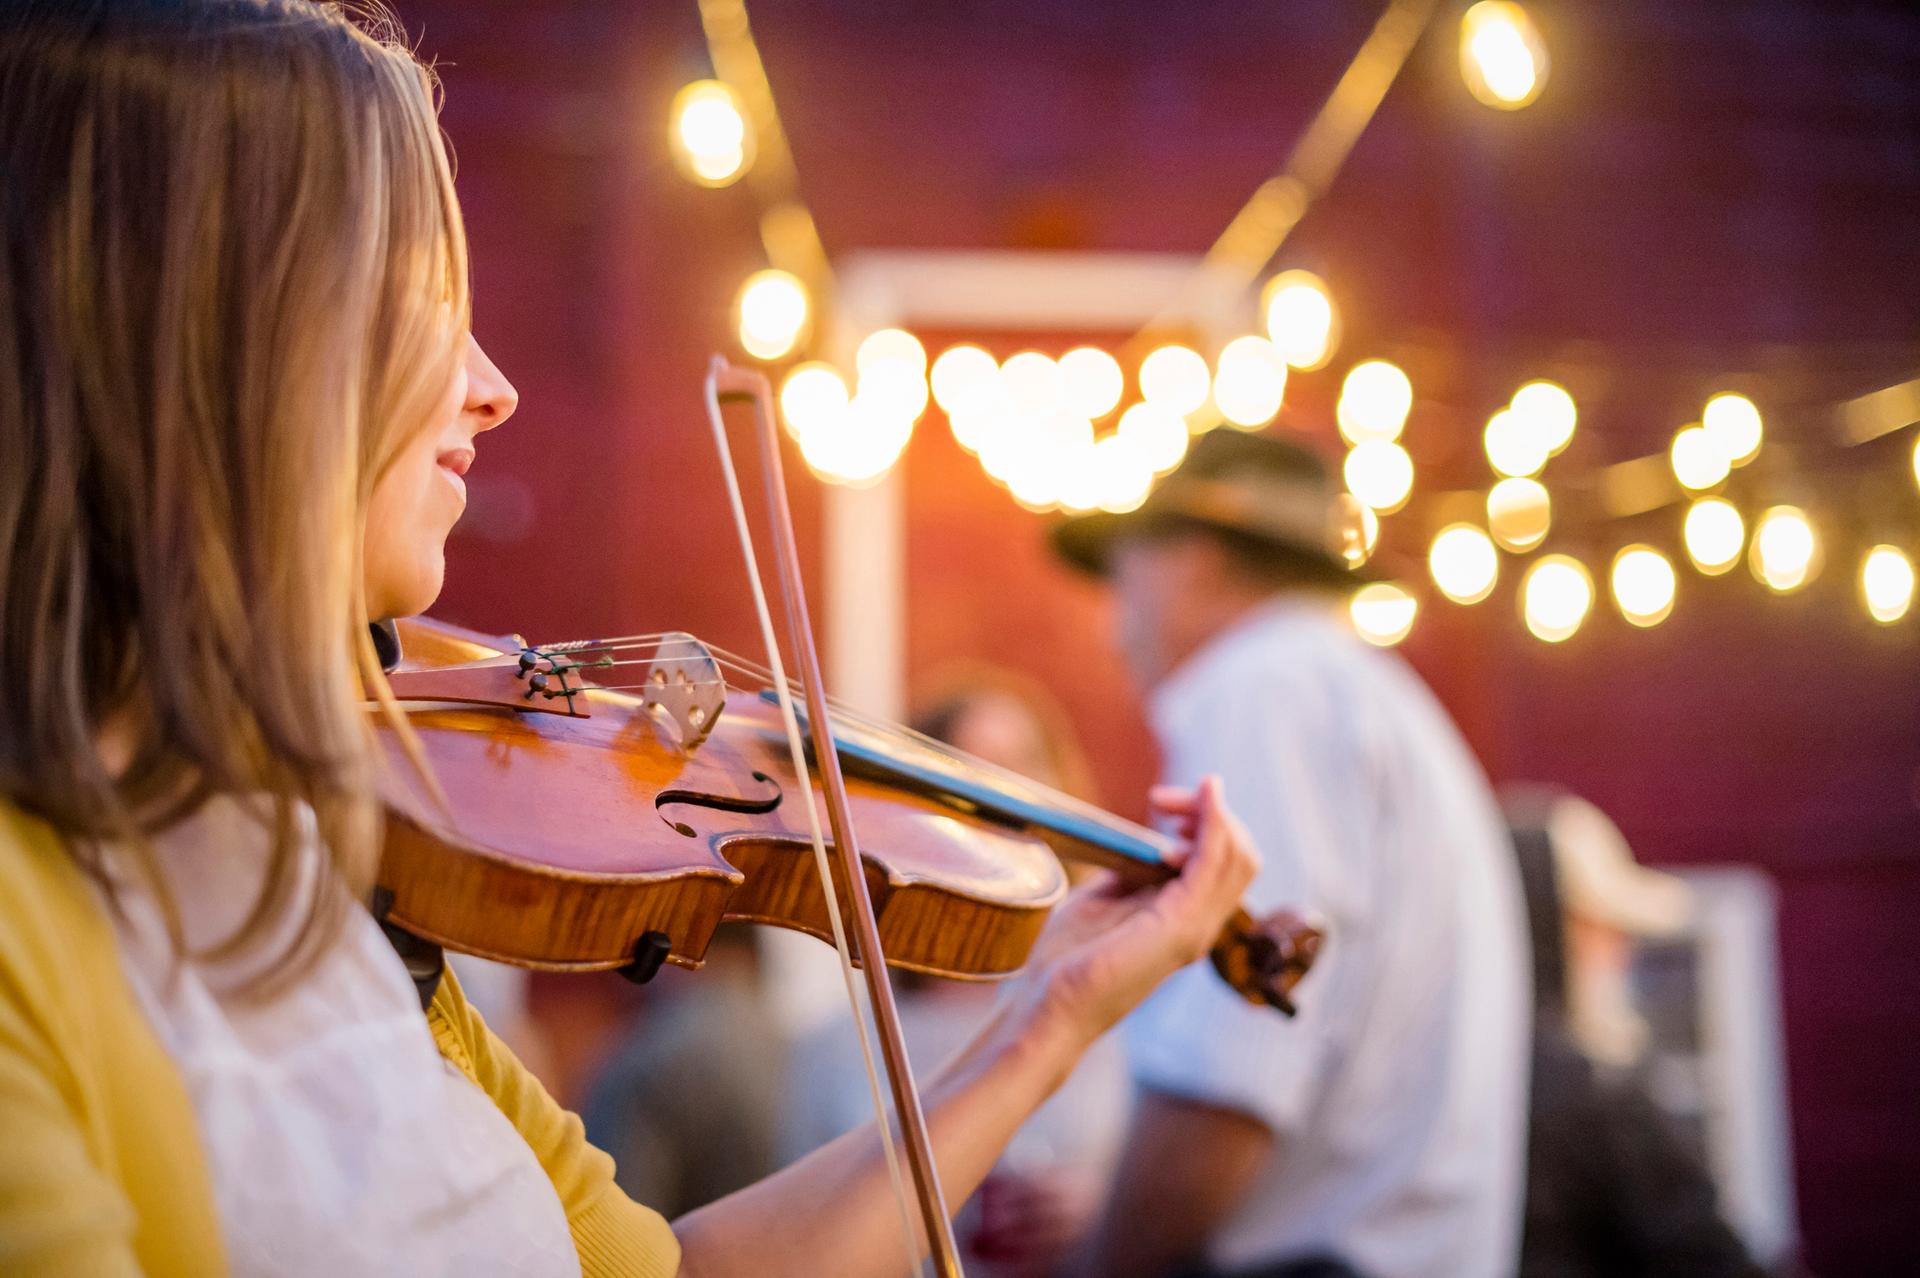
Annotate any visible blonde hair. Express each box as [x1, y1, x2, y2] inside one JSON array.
[[0, 0, 468, 979]]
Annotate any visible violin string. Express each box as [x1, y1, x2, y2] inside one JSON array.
[[702, 368, 926, 1274]]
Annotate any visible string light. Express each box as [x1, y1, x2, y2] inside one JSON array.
[[1487, 477, 1552, 552], [1511, 381, 1577, 456], [931, 345, 1002, 419], [1117, 401, 1190, 474], [1213, 336, 1289, 428], [778, 362, 848, 439], [1092, 433, 1156, 513], [1337, 360, 1414, 445], [670, 80, 752, 187], [798, 390, 912, 486], [1344, 440, 1415, 513], [1703, 393, 1763, 467], [856, 329, 926, 378], [1611, 546, 1677, 627], [1139, 345, 1212, 416], [1351, 583, 1418, 646], [1750, 505, 1818, 593], [1357, 505, 1380, 562], [1460, 1, 1548, 110], [1682, 497, 1745, 575], [1002, 352, 1065, 415], [1670, 425, 1730, 491], [1484, 408, 1551, 478], [1522, 554, 1594, 643], [1862, 546, 1915, 624], [1261, 270, 1338, 370], [1429, 524, 1500, 605], [857, 360, 929, 423], [735, 269, 809, 361], [1059, 347, 1125, 421]]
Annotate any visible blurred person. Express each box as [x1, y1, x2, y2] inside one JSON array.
[[1052, 429, 1532, 1278], [786, 671, 1131, 1278], [1506, 789, 1765, 1278], [0, 5, 1286, 1274]]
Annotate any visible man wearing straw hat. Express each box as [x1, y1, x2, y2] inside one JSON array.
[[1055, 429, 1531, 1278]]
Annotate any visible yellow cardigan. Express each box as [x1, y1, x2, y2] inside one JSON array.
[[0, 801, 681, 1277]]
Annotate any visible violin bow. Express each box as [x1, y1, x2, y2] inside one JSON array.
[[704, 358, 965, 1278]]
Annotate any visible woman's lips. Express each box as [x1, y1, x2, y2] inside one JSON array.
[[437, 447, 474, 502]]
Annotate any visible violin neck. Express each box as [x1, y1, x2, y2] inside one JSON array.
[[769, 693, 1177, 877]]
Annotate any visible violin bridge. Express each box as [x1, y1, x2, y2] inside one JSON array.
[[639, 632, 726, 752]]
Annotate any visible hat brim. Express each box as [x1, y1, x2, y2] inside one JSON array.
[[1050, 507, 1386, 586]]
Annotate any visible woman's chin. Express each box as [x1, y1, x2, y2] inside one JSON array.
[[368, 555, 446, 622]]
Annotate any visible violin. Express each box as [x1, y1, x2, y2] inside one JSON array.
[[373, 615, 1321, 1008], [371, 358, 1320, 1276]]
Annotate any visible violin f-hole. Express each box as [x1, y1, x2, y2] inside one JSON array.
[[655, 770, 783, 838]]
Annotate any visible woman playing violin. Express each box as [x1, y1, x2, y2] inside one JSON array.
[[0, 3, 1267, 1275]]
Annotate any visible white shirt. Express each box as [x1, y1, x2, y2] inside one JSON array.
[[106, 797, 579, 1277], [1124, 599, 1530, 1278]]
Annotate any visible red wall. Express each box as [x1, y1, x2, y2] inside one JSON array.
[[408, 3, 1920, 1271]]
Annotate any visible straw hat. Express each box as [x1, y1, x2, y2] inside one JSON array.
[[1536, 791, 1693, 939], [1050, 429, 1380, 585]]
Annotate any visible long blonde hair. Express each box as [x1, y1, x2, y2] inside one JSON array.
[[0, 0, 469, 978]]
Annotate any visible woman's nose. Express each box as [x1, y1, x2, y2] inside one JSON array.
[[464, 336, 519, 434]]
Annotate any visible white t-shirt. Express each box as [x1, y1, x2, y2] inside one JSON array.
[[1124, 599, 1530, 1278], [105, 797, 579, 1277]]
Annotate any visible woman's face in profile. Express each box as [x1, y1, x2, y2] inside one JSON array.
[[362, 335, 518, 620]]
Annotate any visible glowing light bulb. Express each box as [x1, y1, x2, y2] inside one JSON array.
[[1429, 524, 1500, 605], [1138, 345, 1211, 416], [1057, 347, 1124, 421], [1703, 393, 1763, 467], [856, 328, 926, 379], [1522, 554, 1593, 643], [1862, 545, 1915, 624], [1001, 352, 1065, 414], [1511, 381, 1577, 456], [1750, 505, 1818, 593], [778, 362, 849, 440], [735, 269, 809, 361], [930, 345, 1000, 416], [1611, 545, 1677, 627], [1261, 270, 1338, 370], [1670, 425, 1730, 491], [857, 361, 929, 423], [1484, 408, 1551, 479], [1336, 360, 1414, 445], [1344, 440, 1414, 513], [1460, 1, 1547, 110], [1682, 498, 1745, 575], [1092, 433, 1156, 513], [1487, 477, 1552, 552], [799, 390, 912, 486], [1213, 336, 1288, 428], [670, 80, 753, 187], [1116, 401, 1190, 473], [1351, 582, 1418, 646]]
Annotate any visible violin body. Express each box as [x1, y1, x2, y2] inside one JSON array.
[[378, 617, 1066, 979]]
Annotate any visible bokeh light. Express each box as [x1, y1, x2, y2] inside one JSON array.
[[1750, 505, 1819, 593], [1510, 380, 1577, 456], [1261, 270, 1338, 370], [855, 329, 926, 379], [1522, 554, 1594, 643], [1429, 524, 1500, 605], [670, 80, 752, 187], [1703, 393, 1763, 467], [1092, 433, 1156, 513], [1337, 360, 1414, 445], [1862, 545, 1915, 624], [1213, 336, 1289, 428], [1487, 477, 1552, 552], [1682, 497, 1746, 575], [931, 345, 1002, 418], [1351, 582, 1418, 646], [1610, 545, 1677, 627], [797, 390, 912, 486], [1484, 408, 1551, 479], [1002, 352, 1065, 415], [1117, 401, 1190, 474], [1460, 1, 1548, 110], [1344, 440, 1415, 513], [1059, 347, 1125, 421], [1670, 424, 1730, 491], [735, 269, 809, 361], [1138, 345, 1212, 416], [778, 361, 848, 440]]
